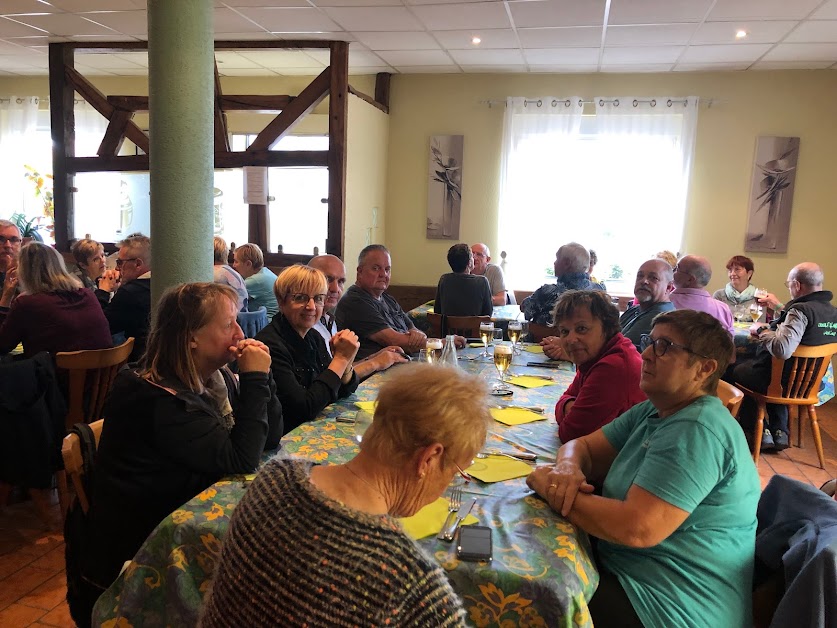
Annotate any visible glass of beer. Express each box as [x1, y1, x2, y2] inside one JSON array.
[[508, 321, 522, 354], [493, 344, 513, 393], [420, 338, 442, 364], [479, 322, 494, 359]]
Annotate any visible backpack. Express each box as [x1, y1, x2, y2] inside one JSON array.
[[63, 422, 103, 628]]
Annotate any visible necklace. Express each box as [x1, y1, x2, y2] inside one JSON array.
[[344, 462, 387, 503]]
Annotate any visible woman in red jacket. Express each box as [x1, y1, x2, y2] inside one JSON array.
[[551, 290, 645, 442]]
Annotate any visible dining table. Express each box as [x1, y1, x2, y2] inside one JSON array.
[[92, 345, 599, 628], [408, 301, 524, 336]]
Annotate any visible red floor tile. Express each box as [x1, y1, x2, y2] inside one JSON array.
[[0, 603, 47, 628], [17, 572, 67, 612], [0, 565, 56, 612], [37, 601, 74, 627]]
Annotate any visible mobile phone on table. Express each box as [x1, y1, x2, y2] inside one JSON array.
[[457, 525, 492, 562]]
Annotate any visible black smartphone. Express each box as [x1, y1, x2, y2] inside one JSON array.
[[457, 525, 492, 562]]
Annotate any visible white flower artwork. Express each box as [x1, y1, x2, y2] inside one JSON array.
[[426, 135, 463, 240]]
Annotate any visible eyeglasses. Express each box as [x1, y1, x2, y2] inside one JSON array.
[[784, 279, 798, 288], [115, 257, 138, 268], [289, 292, 326, 306], [639, 334, 711, 360], [451, 459, 472, 484], [672, 265, 693, 277], [0, 236, 22, 245]]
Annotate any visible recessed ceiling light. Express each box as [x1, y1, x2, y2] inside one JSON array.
[[735, 30, 748, 39], [471, 36, 481, 45]]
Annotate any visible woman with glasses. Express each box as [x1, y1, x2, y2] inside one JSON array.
[[256, 264, 361, 434], [528, 310, 759, 628], [550, 290, 645, 442], [201, 364, 489, 627]]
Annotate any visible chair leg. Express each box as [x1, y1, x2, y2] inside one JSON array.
[[796, 406, 803, 448], [0, 481, 12, 510], [753, 402, 766, 465], [807, 406, 826, 470], [56, 470, 69, 520]]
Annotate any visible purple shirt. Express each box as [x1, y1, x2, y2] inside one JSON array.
[[669, 288, 734, 335]]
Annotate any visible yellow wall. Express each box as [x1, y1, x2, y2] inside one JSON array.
[[383, 71, 837, 298]]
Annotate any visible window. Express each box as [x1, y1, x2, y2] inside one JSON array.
[[498, 97, 698, 292]]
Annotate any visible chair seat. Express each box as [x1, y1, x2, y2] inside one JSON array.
[[735, 384, 821, 407]]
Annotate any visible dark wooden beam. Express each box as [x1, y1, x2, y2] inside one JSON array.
[[213, 62, 231, 153], [108, 94, 295, 112], [248, 67, 331, 152], [49, 43, 75, 252], [65, 66, 150, 154], [67, 42, 148, 52], [375, 72, 391, 110], [97, 109, 132, 156], [348, 85, 388, 114], [327, 41, 349, 259], [67, 150, 329, 173], [214, 40, 332, 50], [264, 252, 315, 269], [248, 204, 268, 250]]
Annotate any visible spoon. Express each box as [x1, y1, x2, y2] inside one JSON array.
[[477, 451, 537, 462]]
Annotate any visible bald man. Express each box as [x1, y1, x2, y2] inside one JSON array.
[[471, 243, 509, 306], [670, 254, 734, 336], [731, 262, 837, 452]]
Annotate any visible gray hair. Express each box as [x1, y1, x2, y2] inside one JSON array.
[[557, 242, 590, 274], [358, 244, 389, 267], [794, 264, 824, 288], [17, 242, 82, 295], [120, 233, 151, 267], [0, 219, 20, 235]]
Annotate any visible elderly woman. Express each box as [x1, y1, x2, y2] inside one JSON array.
[[551, 290, 645, 442], [200, 364, 489, 627], [714, 255, 761, 311], [213, 236, 248, 311], [73, 283, 283, 626], [256, 264, 364, 434], [528, 310, 759, 628], [0, 242, 112, 357], [70, 238, 106, 290]]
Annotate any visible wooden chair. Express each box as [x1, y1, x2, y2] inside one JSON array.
[[444, 315, 491, 338], [528, 322, 555, 342], [426, 312, 443, 339], [736, 342, 837, 468], [716, 380, 744, 418], [55, 338, 134, 430], [61, 419, 104, 516]]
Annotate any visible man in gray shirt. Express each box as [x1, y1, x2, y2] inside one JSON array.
[[471, 243, 509, 306]]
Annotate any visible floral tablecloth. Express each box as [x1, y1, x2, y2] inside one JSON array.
[[408, 301, 524, 335], [733, 322, 834, 405], [93, 349, 598, 628]]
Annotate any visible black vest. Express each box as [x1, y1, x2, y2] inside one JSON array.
[[770, 290, 837, 347]]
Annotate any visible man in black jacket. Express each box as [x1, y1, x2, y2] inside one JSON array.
[[96, 234, 151, 361], [732, 262, 837, 451]]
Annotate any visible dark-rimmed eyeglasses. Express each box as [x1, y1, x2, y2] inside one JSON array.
[[289, 292, 326, 306], [0, 236, 22, 245], [115, 257, 138, 268], [639, 334, 711, 360]]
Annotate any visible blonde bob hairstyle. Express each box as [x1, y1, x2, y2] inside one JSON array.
[[17, 242, 82, 295], [213, 236, 229, 265], [273, 264, 327, 304], [70, 238, 104, 268], [139, 282, 239, 393], [234, 243, 264, 270], [362, 364, 491, 466]]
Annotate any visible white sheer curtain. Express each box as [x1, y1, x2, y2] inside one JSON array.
[[497, 95, 698, 292], [0, 96, 41, 225], [498, 97, 584, 290]]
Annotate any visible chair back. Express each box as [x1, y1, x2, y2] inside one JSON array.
[[766, 342, 837, 402], [237, 306, 268, 339], [444, 315, 491, 337], [716, 380, 744, 418], [61, 419, 103, 514], [55, 338, 134, 430], [528, 322, 555, 342], [426, 312, 443, 339]]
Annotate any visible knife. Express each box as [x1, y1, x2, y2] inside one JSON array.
[[482, 449, 538, 461], [443, 498, 476, 542], [495, 404, 544, 413]]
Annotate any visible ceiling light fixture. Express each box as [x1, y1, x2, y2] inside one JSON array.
[[471, 36, 481, 45], [735, 30, 748, 39]]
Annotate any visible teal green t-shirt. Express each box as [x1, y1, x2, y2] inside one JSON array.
[[244, 267, 279, 320], [599, 396, 760, 628]]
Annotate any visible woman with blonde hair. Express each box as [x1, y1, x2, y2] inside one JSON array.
[[70, 238, 106, 289], [0, 242, 111, 357], [201, 363, 490, 627], [213, 236, 248, 311], [256, 264, 361, 434], [73, 282, 283, 626]]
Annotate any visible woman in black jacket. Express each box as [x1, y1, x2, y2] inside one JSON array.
[[73, 282, 282, 625]]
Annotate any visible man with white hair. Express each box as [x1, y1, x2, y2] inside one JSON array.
[[471, 243, 510, 306], [522, 242, 604, 326], [0, 220, 22, 292]]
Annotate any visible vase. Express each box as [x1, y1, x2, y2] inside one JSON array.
[[442, 187, 455, 238]]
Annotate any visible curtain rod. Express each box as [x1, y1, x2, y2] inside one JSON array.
[[480, 97, 717, 108], [0, 97, 86, 105]]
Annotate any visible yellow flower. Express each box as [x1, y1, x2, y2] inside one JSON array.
[[197, 487, 217, 501], [523, 495, 548, 510], [201, 533, 223, 555], [171, 510, 194, 525], [205, 503, 225, 521], [311, 451, 330, 462], [467, 602, 495, 627], [169, 547, 188, 572]]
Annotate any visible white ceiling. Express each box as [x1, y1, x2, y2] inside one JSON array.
[[1, 0, 837, 76]]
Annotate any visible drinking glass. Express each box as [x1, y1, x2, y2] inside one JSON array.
[[493, 343, 513, 393], [419, 339, 443, 364], [479, 322, 494, 359], [749, 302, 763, 322], [508, 321, 523, 355]]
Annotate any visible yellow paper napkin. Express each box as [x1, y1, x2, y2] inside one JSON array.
[[490, 407, 548, 426], [524, 345, 545, 354], [507, 375, 556, 388], [354, 401, 377, 412], [399, 497, 478, 540], [468, 342, 484, 348], [466, 457, 532, 483]]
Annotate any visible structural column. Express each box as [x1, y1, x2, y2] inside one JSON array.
[[147, 0, 215, 307]]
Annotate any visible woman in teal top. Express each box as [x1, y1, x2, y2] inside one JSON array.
[[528, 309, 760, 628]]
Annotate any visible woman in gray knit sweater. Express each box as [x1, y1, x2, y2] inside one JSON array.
[[200, 364, 491, 627]]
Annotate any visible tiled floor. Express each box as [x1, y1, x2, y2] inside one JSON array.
[[1, 402, 836, 628]]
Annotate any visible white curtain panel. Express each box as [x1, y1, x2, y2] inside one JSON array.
[[498, 97, 584, 290], [75, 100, 110, 157], [0, 96, 41, 224]]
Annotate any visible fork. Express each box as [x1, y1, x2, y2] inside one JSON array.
[[437, 486, 462, 540]]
